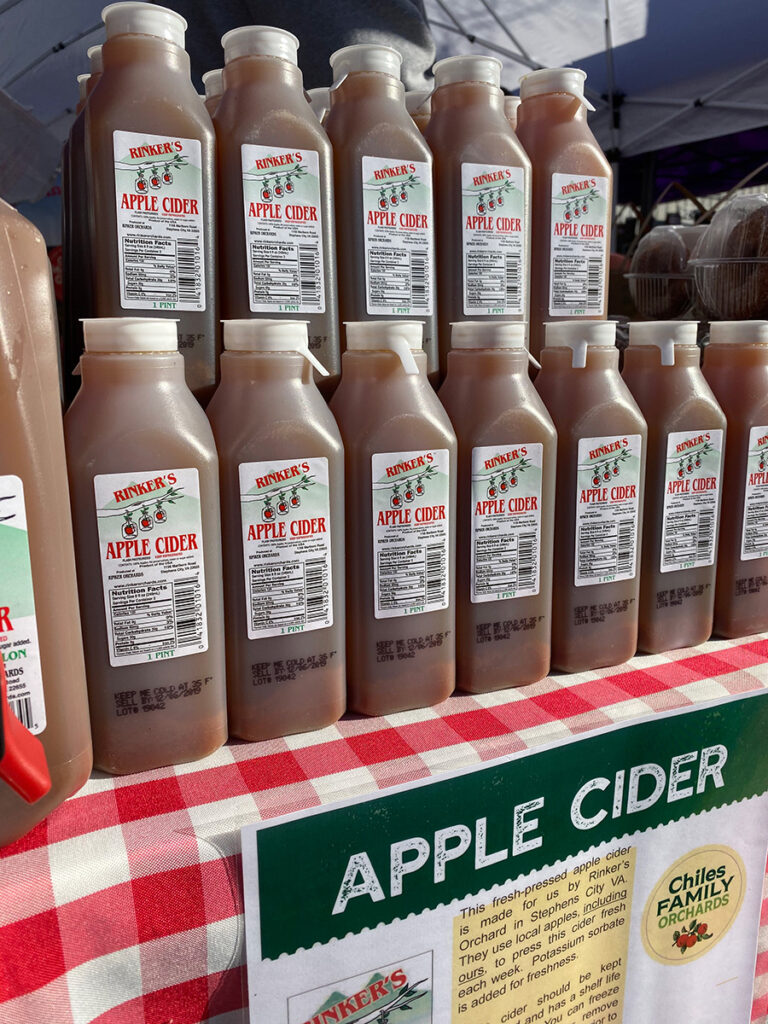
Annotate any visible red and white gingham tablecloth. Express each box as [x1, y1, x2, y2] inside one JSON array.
[[2, 637, 768, 1024]]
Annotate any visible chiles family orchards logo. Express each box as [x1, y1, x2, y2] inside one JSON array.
[[641, 846, 746, 966], [462, 167, 518, 216], [290, 959, 432, 1024], [553, 178, 601, 227], [244, 151, 309, 202]]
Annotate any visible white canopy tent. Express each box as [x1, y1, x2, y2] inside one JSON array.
[[0, 0, 767, 206]]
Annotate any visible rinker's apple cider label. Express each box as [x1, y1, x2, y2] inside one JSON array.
[[241, 145, 326, 314], [361, 156, 434, 317], [239, 458, 333, 639], [661, 429, 723, 572], [575, 434, 643, 586], [113, 131, 206, 312], [741, 425, 768, 560], [372, 449, 449, 618], [93, 468, 208, 667], [549, 172, 609, 316], [471, 443, 542, 602], [461, 163, 526, 315], [0, 476, 45, 734]]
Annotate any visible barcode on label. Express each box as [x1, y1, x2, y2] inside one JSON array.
[[9, 695, 33, 730], [505, 255, 521, 308], [177, 240, 202, 303], [586, 257, 603, 309], [410, 252, 428, 308], [517, 532, 536, 590], [305, 556, 329, 623], [697, 510, 714, 561], [174, 578, 203, 647], [299, 244, 321, 305], [617, 518, 634, 574], [425, 543, 445, 605]]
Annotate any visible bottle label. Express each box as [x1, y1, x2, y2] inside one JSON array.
[[239, 458, 333, 639], [471, 443, 542, 602], [575, 434, 642, 586], [372, 449, 449, 618], [461, 163, 526, 315], [361, 156, 434, 316], [94, 468, 209, 667], [548, 172, 609, 316], [661, 429, 723, 572], [241, 145, 326, 314], [741, 426, 768, 560], [112, 130, 206, 312], [0, 476, 45, 735]]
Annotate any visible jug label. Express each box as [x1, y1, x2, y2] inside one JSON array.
[[0, 476, 45, 735], [575, 434, 642, 586], [372, 449, 449, 618], [549, 173, 609, 316], [471, 443, 542, 601], [362, 156, 434, 316], [660, 429, 723, 572], [93, 468, 209, 667], [241, 145, 326, 314], [113, 131, 206, 312], [741, 425, 768, 560], [239, 458, 333, 639], [461, 163, 526, 315]]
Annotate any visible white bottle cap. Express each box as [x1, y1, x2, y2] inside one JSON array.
[[628, 320, 698, 366], [345, 320, 422, 375], [433, 54, 502, 89], [308, 86, 330, 118], [87, 45, 103, 74], [330, 44, 402, 82], [82, 317, 179, 352], [504, 95, 520, 116], [451, 321, 526, 349], [202, 68, 223, 100], [709, 320, 768, 345], [77, 74, 90, 102], [222, 26, 299, 66], [544, 320, 616, 368], [102, 3, 186, 48], [519, 67, 595, 111], [222, 319, 328, 375], [405, 89, 432, 114]]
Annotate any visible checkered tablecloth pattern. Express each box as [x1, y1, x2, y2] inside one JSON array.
[[2, 637, 768, 1024]]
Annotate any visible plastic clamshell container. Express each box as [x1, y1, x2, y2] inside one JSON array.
[[626, 225, 707, 319], [690, 194, 768, 320]]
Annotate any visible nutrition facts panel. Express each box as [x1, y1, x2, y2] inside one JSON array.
[[122, 236, 202, 306], [577, 517, 636, 580], [109, 577, 205, 659], [474, 532, 536, 597], [248, 557, 329, 634], [249, 241, 322, 310], [377, 543, 445, 612], [366, 248, 429, 311]]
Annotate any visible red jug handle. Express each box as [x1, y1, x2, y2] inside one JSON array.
[[0, 656, 51, 803]]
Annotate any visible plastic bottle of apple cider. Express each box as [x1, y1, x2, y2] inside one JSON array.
[[86, 3, 219, 403], [535, 321, 646, 672], [439, 322, 555, 691], [308, 87, 331, 126], [701, 323, 768, 637], [64, 318, 227, 774], [63, 46, 104, 404], [516, 69, 612, 361], [0, 200, 92, 848], [504, 96, 521, 131], [325, 45, 439, 380], [202, 69, 223, 117], [214, 27, 340, 395], [330, 321, 456, 714], [425, 55, 532, 377], [406, 90, 432, 134], [207, 320, 346, 740], [623, 322, 725, 652]]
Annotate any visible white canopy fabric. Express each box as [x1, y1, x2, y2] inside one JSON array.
[[1, 0, 767, 203]]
